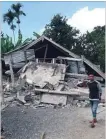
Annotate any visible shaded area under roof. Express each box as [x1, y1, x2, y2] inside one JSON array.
[[3, 35, 105, 80]]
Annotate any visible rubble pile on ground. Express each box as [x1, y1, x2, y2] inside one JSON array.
[[2, 62, 105, 110]]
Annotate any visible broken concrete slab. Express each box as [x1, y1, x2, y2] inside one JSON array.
[[20, 62, 66, 88], [56, 84, 64, 91], [41, 94, 67, 105], [43, 82, 54, 90], [67, 96, 74, 104], [16, 92, 26, 104], [4, 96, 15, 102]]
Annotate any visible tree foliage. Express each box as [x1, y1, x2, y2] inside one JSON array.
[[43, 14, 105, 72], [33, 32, 41, 39], [3, 9, 16, 44], [72, 26, 105, 72], [1, 32, 14, 54], [43, 14, 79, 50], [11, 2, 26, 31], [2, 9, 105, 72]]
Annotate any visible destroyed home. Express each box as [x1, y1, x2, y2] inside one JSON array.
[[3, 35, 105, 82], [1, 2, 105, 139], [2, 35, 105, 107]]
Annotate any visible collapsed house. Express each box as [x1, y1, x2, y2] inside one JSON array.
[[3, 35, 105, 82], [2, 35, 105, 107]]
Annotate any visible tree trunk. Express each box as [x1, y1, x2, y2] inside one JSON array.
[[17, 16, 21, 32], [18, 23, 20, 31], [12, 29, 15, 46], [11, 22, 15, 45]]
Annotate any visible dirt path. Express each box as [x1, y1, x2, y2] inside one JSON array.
[[2, 105, 105, 139]]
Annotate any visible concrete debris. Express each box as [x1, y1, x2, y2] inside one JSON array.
[[2, 62, 105, 109], [3, 83, 10, 92], [56, 84, 64, 91], [24, 93, 33, 103], [4, 96, 15, 103], [43, 82, 54, 90], [67, 96, 74, 105], [41, 94, 67, 105], [40, 132, 46, 139], [20, 62, 66, 88], [54, 103, 65, 109], [16, 92, 26, 104]]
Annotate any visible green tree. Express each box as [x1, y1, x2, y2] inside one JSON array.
[[74, 26, 105, 72], [22, 38, 33, 45], [43, 14, 79, 50], [11, 3, 26, 31], [33, 32, 41, 39], [71, 34, 86, 56], [1, 32, 14, 54], [3, 9, 16, 44]]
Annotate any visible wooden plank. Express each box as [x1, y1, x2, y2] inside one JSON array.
[[24, 51, 27, 64], [44, 45, 48, 62], [33, 45, 46, 52], [0, 56, 4, 104], [10, 54, 14, 64], [66, 73, 88, 78], [9, 59, 15, 86], [34, 49, 36, 60]]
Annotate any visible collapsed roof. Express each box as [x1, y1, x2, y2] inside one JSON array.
[[4, 35, 105, 80]]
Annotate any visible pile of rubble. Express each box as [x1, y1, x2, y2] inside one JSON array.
[[2, 62, 105, 109]]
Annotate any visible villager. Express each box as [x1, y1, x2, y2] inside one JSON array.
[[87, 74, 102, 128]]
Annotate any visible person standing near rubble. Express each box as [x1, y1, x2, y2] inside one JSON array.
[[87, 74, 102, 128]]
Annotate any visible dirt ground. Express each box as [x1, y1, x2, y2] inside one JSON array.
[[2, 104, 105, 139]]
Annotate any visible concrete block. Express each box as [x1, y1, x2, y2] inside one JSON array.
[[41, 94, 67, 105]]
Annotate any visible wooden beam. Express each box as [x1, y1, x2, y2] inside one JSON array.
[[0, 57, 4, 104], [35, 58, 39, 63], [34, 45, 46, 52], [24, 51, 27, 64], [44, 45, 48, 62], [52, 58, 56, 64], [66, 73, 88, 78], [10, 54, 14, 64], [34, 49, 36, 60], [9, 59, 15, 87]]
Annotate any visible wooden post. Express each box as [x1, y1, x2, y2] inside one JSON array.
[[81, 55, 84, 61], [34, 49, 36, 60], [24, 51, 27, 64], [0, 58, 4, 104], [44, 45, 48, 62], [52, 58, 56, 64], [9, 59, 15, 87], [10, 54, 14, 64], [60, 59, 62, 64], [36, 58, 38, 63]]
